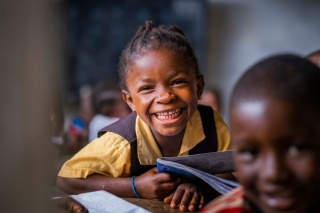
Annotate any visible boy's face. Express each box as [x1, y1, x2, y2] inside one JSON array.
[[230, 98, 320, 213], [123, 48, 204, 138]]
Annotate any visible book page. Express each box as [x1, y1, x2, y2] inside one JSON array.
[[157, 160, 239, 194], [71, 191, 151, 213], [158, 150, 234, 174], [157, 150, 239, 194]]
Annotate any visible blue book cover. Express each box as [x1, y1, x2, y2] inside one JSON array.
[[156, 150, 239, 194]]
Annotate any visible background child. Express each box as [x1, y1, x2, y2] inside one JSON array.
[[57, 20, 233, 212], [88, 80, 131, 141], [201, 54, 320, 213], [306, 49, 320, 68], [198, 86, 221, 113]]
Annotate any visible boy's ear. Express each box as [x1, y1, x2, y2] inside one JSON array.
[[122, 90, 136, 112], [196, 75, 205, 99]]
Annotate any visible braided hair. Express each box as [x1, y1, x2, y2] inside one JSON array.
[[118, 20, 201, 91]]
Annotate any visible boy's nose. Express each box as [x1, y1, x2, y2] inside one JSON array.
[[260, 152, 289, 183]]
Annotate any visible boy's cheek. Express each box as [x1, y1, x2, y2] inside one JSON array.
[[234, 163, 256, 186], [292, 156, 320, 181]]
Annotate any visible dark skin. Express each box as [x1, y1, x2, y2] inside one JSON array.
[[57, 48, 234, 212], [123, 48, 212, 211], [57, 170, 180, 200], [52, 197, 88, 213], [57, 170, 212, 212], [230, 98, 320, 213]]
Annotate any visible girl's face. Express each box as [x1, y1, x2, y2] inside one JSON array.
[[230, 98, 320, 213], [123, 48, 203, 138]]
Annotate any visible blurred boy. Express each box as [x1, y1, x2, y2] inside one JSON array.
[[201, 54, 320, 213]]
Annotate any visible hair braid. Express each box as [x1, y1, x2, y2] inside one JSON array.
[[118, 20, 200, 91]]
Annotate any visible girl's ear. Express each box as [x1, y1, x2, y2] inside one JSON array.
[[196, 75, 205, 99], [122, 90, 136, 112]]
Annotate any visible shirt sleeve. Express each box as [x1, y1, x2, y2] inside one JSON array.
[[58, 132, 131, 178], [213, 111, 232, 151]]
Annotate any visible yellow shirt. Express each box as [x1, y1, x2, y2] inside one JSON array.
[[58, 110, 231, 178]]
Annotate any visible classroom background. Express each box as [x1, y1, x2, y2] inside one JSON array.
[[1, 0, 320, 212]]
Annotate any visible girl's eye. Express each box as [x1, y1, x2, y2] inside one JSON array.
[[138, 86, 153, 92], [171, 79, 187, 86]]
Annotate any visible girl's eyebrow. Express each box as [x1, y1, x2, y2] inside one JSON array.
[[136, 77, 154, 83], [167, 70, 180, 78], [136, 70, 183, 83]]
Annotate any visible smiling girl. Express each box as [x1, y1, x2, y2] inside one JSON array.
[[57, 20, 232, 212]]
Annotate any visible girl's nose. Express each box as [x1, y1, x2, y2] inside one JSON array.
[[156, 89, 175, 103]]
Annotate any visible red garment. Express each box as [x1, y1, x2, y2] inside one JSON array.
[[201, 187, 253, 213]]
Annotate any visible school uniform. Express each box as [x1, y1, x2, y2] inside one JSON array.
[[200, 187, 262, 213], [58, 105, 231, 178]]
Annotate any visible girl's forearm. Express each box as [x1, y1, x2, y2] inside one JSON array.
[[56, 174, 136, 198]]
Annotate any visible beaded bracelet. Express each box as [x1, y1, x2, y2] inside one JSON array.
[[131, 176, 141, 198]]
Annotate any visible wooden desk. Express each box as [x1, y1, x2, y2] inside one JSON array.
[[124, 198, 198, 213], [53, 184, 199, 212]]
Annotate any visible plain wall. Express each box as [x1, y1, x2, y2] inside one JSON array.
[[205, 0, 320, 121]]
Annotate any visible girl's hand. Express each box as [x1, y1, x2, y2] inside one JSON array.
[[134, 167, 181, 200], [52, 197, 88, 213], [164, 182, 206, 212]]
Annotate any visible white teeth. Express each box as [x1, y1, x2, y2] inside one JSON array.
[[267, 191, 294, 199], [155, 109, 181, 120]]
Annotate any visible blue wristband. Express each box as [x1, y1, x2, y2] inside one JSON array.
[[131, 176, 141, 198]]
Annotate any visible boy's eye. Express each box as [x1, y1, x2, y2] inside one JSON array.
[[237, 148, 258, 162], [287, 143, 310, 156], [288, 145, 298, 156]]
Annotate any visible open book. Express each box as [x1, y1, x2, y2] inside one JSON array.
[[156, 150, 239, 195], [70, 190, 151, 213]]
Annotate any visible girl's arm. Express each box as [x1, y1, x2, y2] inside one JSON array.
[[56, 168, 181, 200], [56, 175, 135, 197]]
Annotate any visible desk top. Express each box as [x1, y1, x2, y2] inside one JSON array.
[[125, 198, 198, 213], [53, 182, 198, 213], [53, 189, 198, 213]]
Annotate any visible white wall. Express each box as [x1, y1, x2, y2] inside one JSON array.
[[205, 0, 320, 122]]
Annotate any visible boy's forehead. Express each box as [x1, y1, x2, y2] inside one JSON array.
[[232, 101, 265, 117], [231, 97, 304, 122], [230, 98, 320, 141]]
